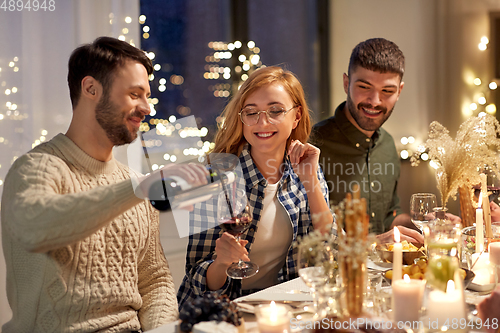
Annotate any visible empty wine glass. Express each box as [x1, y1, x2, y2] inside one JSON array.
[[410, 193, 437, 232], [217, 189, 259, 279], [297, 241, 333, 314]]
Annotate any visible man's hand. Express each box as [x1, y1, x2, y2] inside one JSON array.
[[491, 201, 500, 223], [376, 226, 424, 244], [477, 286, 500, 333], [136, 163, 209, 201], [444, 212, 461, 224]]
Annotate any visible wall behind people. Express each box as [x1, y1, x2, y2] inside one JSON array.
[[327, 0, 500, 216], [0, 0, 140, 326]]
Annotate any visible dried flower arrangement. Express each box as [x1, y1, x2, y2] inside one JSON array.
[[411, 114, 500, 208], [295, 228, 338, 282], [333, 185, 373, 316]]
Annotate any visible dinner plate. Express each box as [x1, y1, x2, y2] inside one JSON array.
[[367, 259, 392, 271], [467, 281, 496, 292]]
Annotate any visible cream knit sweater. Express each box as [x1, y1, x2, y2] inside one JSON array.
[[1, 134, 178, 332]]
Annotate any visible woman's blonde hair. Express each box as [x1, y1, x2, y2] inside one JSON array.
[[211, 66, 311, 155]]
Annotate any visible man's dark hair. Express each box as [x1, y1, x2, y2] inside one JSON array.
[[348, 38, 405, 80], [67, 36, 153, 108]]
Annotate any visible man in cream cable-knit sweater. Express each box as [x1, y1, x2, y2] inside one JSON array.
[[1, 37, 208, 332]]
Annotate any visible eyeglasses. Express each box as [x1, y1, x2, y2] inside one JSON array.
[[238, 105, 297, 126]]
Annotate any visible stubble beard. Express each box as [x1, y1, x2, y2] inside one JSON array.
[[95, 91, 138, 146], [346, 90, 394, 132]]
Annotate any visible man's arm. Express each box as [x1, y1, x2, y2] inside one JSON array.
[[3, 153, 142, 253], [137, 209, 178, 330], [4, 152, 209, 253]]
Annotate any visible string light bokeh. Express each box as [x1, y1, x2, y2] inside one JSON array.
[[399, 34, 498, 170]]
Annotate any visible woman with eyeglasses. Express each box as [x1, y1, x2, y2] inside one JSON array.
[[177, 66, 333, 308]]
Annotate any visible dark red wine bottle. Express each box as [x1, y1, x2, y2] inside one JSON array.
[[149, 166, 236, 211]]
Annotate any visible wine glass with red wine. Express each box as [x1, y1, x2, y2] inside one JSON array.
[[217, 189, 259, 279]]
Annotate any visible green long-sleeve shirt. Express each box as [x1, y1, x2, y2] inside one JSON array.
[[313, 102, 403, 234]]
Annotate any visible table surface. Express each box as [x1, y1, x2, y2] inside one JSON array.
[[151, 274, 493, 333]]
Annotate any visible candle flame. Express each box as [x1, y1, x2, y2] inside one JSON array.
[[404, 274, 411, 283], [478, 192, 483, 208], [446, 280, 455, 294], [270, 301, 277, 322], [394, 226, 400, 243], [423, 226, 430, 238]]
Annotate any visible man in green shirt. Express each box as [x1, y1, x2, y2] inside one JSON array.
[[314, 38, 416, 237]]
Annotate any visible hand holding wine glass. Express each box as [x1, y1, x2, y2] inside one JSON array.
[[410, 193, 437, 231], [217, 189, 259, 279]]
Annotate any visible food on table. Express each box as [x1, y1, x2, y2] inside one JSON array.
[[179, 292, 242, 332], [376, 241, 426, 264], [386, 240, 424, 252], [385, 258, 467, 283]]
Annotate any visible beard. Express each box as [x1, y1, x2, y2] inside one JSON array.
[[346, 90, 394, 133], [95, 92, 142, 146]]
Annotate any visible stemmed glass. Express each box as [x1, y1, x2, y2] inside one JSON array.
[[217, 189, 259, 279], [297, 241, 333, 314], [410, 193, 437, 232]]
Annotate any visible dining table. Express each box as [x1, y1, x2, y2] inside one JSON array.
[[149, 261, 494, 333]]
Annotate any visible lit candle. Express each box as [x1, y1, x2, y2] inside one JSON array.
[[392, 274, 425, 325], [426, 280, 467, 332], [476, 192, 484, 254], [255, 301, 290, 333], [392, 227, 402, 283]]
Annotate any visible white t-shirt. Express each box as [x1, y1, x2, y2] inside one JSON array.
[[241, 182, 293, 290]]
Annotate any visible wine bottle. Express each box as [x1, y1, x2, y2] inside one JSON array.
[[149, 166, 236, 211]]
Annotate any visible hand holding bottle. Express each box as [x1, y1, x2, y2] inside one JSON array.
[[136, 163, 209, 200]]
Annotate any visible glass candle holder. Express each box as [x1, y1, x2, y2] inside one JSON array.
[[255, 302, 292, 333], [427, 208, 461, 258]]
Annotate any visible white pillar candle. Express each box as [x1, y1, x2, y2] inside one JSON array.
[[481, 173, 493, 238], [392, 275, 425, 325], [476, 192, 484, 254], [488, 242, 500, 285], [392, 227, 402, 283], [471, 252, 492, 285], [426, 280, 466, 332], [255, 301, 290, 333], [489, 242, 500, 265]]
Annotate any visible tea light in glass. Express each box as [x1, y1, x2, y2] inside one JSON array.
[[255, 301, 291, 333]]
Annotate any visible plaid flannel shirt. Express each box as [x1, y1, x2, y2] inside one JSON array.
[[177, 144, 332, 309]]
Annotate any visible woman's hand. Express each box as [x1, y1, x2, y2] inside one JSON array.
[[287, 140, 320, 181], [207, 232, 249, 291], [213, 233, 250, 267]]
